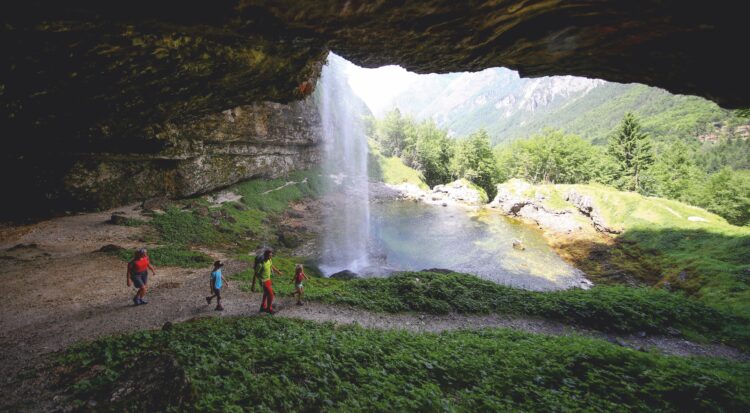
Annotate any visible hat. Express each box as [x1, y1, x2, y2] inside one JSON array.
[[214, 260, 224, 268]]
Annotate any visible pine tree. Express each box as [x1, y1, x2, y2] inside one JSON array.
[[607, 113, 654, 192]]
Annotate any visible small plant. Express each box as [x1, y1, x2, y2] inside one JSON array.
[[59, 317, 750, 412]]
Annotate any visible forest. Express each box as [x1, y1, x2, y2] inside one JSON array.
[[367, 109, 750, 226]]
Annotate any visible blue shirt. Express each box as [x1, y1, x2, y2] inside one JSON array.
[[211, 269, 223, 289]]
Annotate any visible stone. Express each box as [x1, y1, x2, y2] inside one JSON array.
[[108, 214, 130, 225], [278, 230, 304, 249], [97, 244, 125, 253], [565, 190, 622, 234], [330, 270, 359, 280], [194, 206, 210, 217], [512, 239, 525, 251], [142, 197, 171, 212]]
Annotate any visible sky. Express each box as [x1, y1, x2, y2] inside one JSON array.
[[340, 55, 421, 117]]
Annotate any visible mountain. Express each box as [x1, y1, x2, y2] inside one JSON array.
[[389, 68, 743, 145]]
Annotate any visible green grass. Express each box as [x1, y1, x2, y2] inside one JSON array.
[[231, 168, 326, 215], [115, 244, 214, 268], [368, 140, 429, 189], [59, 317, 750, 412], [145, 168, 326, 250], [232, 270, 749, 349], [500, 181, 750, 321]]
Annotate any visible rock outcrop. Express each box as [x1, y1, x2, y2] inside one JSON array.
[[6, 98, 322, 219], [490, 180, 583, 234], [381, 179, 488, 208], [4, 1, 749, 218], [565, 190, 622, 234]]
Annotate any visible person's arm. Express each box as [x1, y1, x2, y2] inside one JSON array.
[[126, 263, 132, 287], [303, 271, 310, 281], [272, 265, 283, 275], [222, 273, 228, 286], [147, 263, 156, 274]]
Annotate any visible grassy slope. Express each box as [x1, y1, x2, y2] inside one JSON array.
[[231, 270, 748, 348], [60, 317, 750, 412], [503, 180, 750, 321], [368, 140, 429, 189]]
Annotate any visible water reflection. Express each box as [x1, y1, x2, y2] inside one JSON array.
[[369, 200, 589, 291]]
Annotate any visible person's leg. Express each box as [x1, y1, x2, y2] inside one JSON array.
[[207, 282, 216, 303], [215, 289, 223, 310], [299, 286, 304, 304], [265, 280, 275, 313], [138, 273, 149, 304], [260, 281, 269, 311], [132, 275, 143, 305]]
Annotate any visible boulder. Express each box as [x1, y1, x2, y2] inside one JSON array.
[[431, 179, 488, 205], [97, 244, 125, 253], [142, 197, 172, 212], [565, 190, 622, 234], [330, 270, 359, 280], [108, 214, 130, 225]]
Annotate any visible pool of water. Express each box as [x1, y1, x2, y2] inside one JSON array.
[[365, 200, 589, 291]]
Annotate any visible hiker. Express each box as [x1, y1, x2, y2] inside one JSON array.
[[251, 248, 265, 292], [292, 264, 309, 306], [205, 260, 226, 311], [126, 248, 155, 305], [258, 249, 283, 314]]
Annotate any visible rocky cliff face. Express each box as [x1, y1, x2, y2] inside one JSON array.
[[7, 99, 322, 219], [3, 0, 748, 219]]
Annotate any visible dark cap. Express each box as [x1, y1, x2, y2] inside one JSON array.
[[213, 260, 224, 268]]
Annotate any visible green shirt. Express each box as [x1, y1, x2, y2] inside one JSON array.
[[261, 259, 273, 282]]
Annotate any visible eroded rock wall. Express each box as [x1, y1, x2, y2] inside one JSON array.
[[6, 99, 322, 219]]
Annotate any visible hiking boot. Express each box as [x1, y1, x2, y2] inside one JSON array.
[[140, 299, 148, 305], [206, 296, 212, 304], [133, 296, 141, 306], [296, 301, 303, 306], [215, 305, 224, 311]]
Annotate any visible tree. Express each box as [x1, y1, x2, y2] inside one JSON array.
[[376, 109, 408, 157], [413, 121, 454, 186], [496, 129, 609, 185], [450, 129, 499, 198], [648, 140, 705, 204], [607, 113, 654, 192], [699, 168, 750, 226]]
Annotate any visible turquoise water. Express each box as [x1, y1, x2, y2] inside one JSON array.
[[369, 200, 589, 291]]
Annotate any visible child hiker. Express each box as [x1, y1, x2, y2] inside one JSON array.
[[127, 248, 156, 305], [292, 264, 309, 306], [206, 260, 226, 311]]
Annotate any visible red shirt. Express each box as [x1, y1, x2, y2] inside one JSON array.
[[295, 271, 305, 283], [132, 257, 150, 273]]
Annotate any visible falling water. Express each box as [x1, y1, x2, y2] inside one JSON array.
[[317, 54, 371, 275]]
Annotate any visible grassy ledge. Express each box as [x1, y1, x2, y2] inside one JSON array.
[[58, 317, 750, 412], [232, 270, 750, 350]]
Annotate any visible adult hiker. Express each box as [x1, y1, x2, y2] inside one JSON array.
[[258, 248, 283, 314], [126, 248, 156, 305], [250, 247, 265, 292]]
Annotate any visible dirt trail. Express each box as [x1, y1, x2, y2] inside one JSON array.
[[0, 206, 747, 410]]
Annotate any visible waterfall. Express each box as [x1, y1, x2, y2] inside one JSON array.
[[317, 53, 371, 275]]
